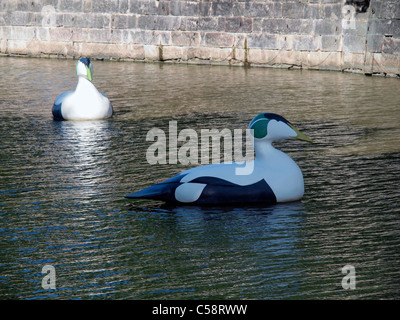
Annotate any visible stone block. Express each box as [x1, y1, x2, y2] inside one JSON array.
[[91, 0, 119, 13], [320, 35, 340, 51], [0, 26, 11, 39], [342, 19, 368, 36], [119, 0, 129, 13], [198, 17, 219, 31], [71, 27, 89, 42], [129, 29, 170, 46], [82, 0, 92, 13], [0, 13, 5, 27], [58, 0, 83, 12], [58, 13, 72, 27], [130, 0, 169, 16], [290, 35, 320, 51], [252, 18, 263, 33], [162, 45, 185, 60], [4, 39, 28, 54], [48, 27, 73, 41], [187, 47, 232, 62], [138, 15, 181, 31], [88, 28, 111, 43], [232, 2, 244, 17], [342, 34, 366, 53], [288, 19, 314, 35], [224, 17, 252, 33], [212, 1, 233, 17], [304, 4, 321, 19], [262, 19, 288, 34], [111, 14, 136, 29], [76, 42, 127, 59], [151, 0, 170, 15], [366, 34, 383, 53], [367, 18, 400, 38], [233, 33, 247, 49], [276, 50, 302, 67], [128, 43, 145, 60], [377, 0, 400, 19], [36, 26, 50, 41], [232, 47, 245, 63], [8, 11, 34, 26], [342, 51, 365, 72], [314, 19, 341, 36], [204, 32, 235, 48], [263, 18, 314, 35], [306, 51, 342, 70], [243, 2, 272, 18], [93, 13, 111, 28], [128, 29, 146, 44], [382, 37, 400, 56], [248, 48, 280, 65], [111, 14, 128, 29], [110, 28, 122, 43], [34, 40, 73, 57], [270, 2, 283, 19], [171, 31, 201, 46], [372, 52, 400, 75], [247, 33, 278, 49], [199, 1, 212, 17], [62, 13, 109, 29], [0, 39, 7, 53], [324, 3, 343, 20], [144, 44, 159, 60], [282, 2, 306, 19], [180, 17, 199, 32], [129, 0, 147, 15], [385, 19, 400, 38], [170, 1, 199, 16]]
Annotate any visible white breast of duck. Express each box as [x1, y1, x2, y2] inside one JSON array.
[[52, 57, 113, 121], [61, 76, 112, 121]]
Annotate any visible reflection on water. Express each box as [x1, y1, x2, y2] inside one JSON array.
[[54, 121, 113, 203], [0, 57, 400, 299]]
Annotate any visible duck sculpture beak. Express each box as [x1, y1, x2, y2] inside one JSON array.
[[288, 123, 313, 143], [86, 66, 93, 81]]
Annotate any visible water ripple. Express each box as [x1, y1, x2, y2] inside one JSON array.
[[1, 57, 400, 299]]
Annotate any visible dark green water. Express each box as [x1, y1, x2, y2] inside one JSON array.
[[0, 57, 399, 299]]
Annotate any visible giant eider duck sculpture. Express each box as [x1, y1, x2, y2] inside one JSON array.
[[125, 113, 313, 205], [52, 57, 113, 121]]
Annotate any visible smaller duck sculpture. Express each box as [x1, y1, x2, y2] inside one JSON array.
[[52, 57, 113, 121], [125, 113, 313, 205]]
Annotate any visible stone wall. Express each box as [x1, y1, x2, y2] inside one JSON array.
[[0, 0, 399, 76]]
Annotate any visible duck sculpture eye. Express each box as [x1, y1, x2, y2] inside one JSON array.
[[125, 113, 313, 205], [52, 57, 113, 121]]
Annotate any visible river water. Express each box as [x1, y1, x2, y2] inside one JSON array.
[[0, 56, 399, 299]]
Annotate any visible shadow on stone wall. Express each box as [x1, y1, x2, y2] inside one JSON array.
[[345, 0, 370, 14]]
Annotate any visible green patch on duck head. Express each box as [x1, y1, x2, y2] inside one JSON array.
[[249, 113, 291, 139], [250, 118, 270, 139]]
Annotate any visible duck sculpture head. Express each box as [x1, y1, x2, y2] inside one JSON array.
[[249, 113, 312, 157], [125, 113, 313, 206], [249, 113, 312, 142], [76, 57, 94, 82], [52, 57, 113, 121]]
